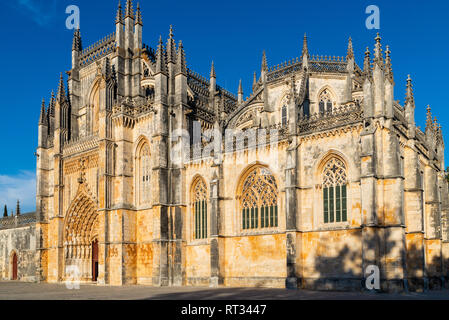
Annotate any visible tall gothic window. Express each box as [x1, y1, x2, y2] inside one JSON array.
[[241, 167, 278, 230], [138, 144, 151, 205], [281, 105, 288, 126], [322, 158, 347, 223], [319, 89, 333, 114], [192, 178, 208, 239]]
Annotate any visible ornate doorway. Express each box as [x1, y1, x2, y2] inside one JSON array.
[[11, 252, 18, 280], [64, 184, 99, 282], [92, 239, 99, 282]]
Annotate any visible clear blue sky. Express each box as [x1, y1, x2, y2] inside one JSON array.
[[0, 0, 448, 213]]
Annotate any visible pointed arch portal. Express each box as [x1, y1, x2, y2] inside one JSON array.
[[64, 186, 99, 282]]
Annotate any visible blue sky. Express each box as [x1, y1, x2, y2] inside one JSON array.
[[0, 0, 448, 213]]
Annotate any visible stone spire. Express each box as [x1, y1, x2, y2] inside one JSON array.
[[155, 36, 167, 74], [261, 50, 268, 73], [426, 105, 433, 133], [210, 61, 216, 78], [57, 73, 66, 103], [16, 200, 20, 216], [385, 45, 393, 81], [302, 33, 309, 59], [301, 33, 309, 69], [176, 40, 186, 74], [346, 37, 354, 60], [125, 0, 134, 19], [373, 33, 383, 65], [405, 75, 414, 106], [39, 98, 47, 125], [363, 47, 371, 75], [49, 90, 55, 117], [72, 28, 82, 52], [252, 71, 257, 90], [135, 2, 142, 25], [166, 25, 176, 63], [116, 0, 124, 24], [238, 79, 243, 104]]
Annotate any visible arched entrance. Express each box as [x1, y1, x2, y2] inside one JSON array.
[[11, 252, 18, 280], [64, 186, 99, 283]]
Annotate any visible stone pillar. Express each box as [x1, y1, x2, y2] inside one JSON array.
[[424, 164, 443, 289], [360, 125, 381, 288], [403, 141, 425, 291], [380, 122, 407, 292]]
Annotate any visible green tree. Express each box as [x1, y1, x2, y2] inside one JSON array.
[[3, 205, 7, 218]]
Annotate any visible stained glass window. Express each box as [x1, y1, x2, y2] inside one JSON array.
[[322, 158, 347, 224], [241, 167, 278, 230], [139, 144, 151, 205], [192, 178, 208, 239]]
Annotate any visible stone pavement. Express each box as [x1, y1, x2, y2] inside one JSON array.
[[1, 281, 449, 300]]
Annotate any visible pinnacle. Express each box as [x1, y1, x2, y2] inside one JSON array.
[[210, 61, 216, 78], [302, 33, 309, 58], [347, 37, 354, 59], [135, 2, 142, 25], [116, 0, 123, 24], [125, 0, 134, 19]]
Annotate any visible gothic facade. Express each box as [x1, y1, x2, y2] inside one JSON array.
[[2, 1, 449, 292]]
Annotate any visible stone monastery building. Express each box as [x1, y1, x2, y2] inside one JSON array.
[[1, 1, 448, 292]]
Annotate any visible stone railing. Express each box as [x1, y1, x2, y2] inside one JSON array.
[[298, 102, 363, 134], [80, 32, 117, 67], [63, 134, 100, 157], [0, 213, 37, 230]]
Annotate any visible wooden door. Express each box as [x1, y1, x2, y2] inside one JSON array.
[[12, 253, 18, 280]]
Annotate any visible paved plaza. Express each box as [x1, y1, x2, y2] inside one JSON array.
[[1, 281, 449, 300]]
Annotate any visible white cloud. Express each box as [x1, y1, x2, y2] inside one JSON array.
[[0, 171, 36, 215], [12, 0, 58, 26]]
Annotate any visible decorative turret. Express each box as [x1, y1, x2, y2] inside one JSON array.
[[345, 37, 355, 102], [238, 79, 243, 104], [134, 2, 142, 50], [135, 2, 142, 26], [301, 33, 309, 69], [71, 29, 82, 69], [209, 61, 216, 94], [363, 47, 371, 77], [405, 75, 414, 106], [176, 40, 186, 75], [16, 200, 20, 216], [252, 71, 257, 91], [426, 105, 433, 134], [385, 45, 393, 82], [39, 98, 47, 125], [124, 0, 134, 51], [115, 1, 124, 48], [48, 90, 55, 117], [166, 25, 176, 63], [155, 36, 167, 74], [347, 37, 354, 60], [404, 75, 415, 137], [116, 0, 124, 24], [125, 0, 134, 19], [57, 73, 67, 104], [261, 50, 268, 78], [373, 33, 383, 66]]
